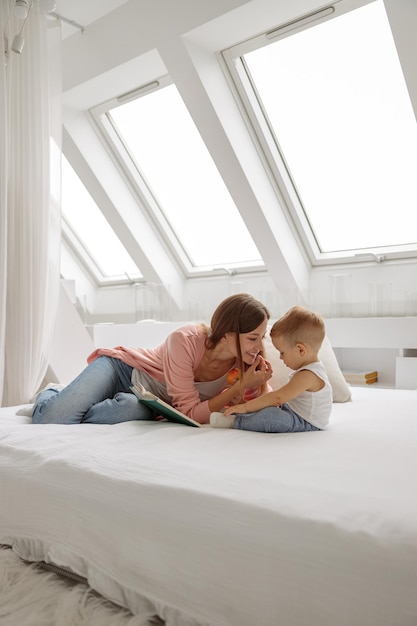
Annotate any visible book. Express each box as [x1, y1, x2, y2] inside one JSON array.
[[342, 370, 378, 384], [130, 382, 201, 427]]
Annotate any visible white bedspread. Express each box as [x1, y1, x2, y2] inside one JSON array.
[[1, 387, 417, 626]]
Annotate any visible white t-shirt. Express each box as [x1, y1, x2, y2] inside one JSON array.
[[287, 361, 332, 430]]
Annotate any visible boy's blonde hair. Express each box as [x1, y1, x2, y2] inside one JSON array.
[[270, 306, 325, 351]]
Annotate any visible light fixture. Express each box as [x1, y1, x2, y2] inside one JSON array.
[[11, 0, 33, 55], [11, 33, 25, 54], [13, 0, 29, 20]]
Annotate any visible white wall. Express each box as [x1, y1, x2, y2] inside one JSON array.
[[310, 259, 417, 319]]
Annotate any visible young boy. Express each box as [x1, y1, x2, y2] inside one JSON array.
[[210, 306, 332, 432]]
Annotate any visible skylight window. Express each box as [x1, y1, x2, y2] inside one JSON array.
[[223, 0, 417, 262], [61, 156, 141, 281], [101, 82, 263, 271]]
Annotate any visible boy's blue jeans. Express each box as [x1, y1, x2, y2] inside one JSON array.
[[32, 356, 154, 424], [233, 404, 320, 433]]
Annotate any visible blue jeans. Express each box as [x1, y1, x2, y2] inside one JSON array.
[[32, 357, 154, 425], [233, 403, 320, 433]]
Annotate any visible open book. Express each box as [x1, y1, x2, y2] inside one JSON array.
[[130, 383, 201, 427]]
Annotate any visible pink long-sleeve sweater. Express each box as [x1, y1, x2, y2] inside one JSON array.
[[87, 324, 213, 423]]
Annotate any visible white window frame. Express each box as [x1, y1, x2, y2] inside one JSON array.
[[221, 1, 417, 266], [60, 149, 143, 287], [90, 76, 265, 277], [61, 217, 144, 286]]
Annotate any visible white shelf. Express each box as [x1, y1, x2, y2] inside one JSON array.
[[325, 317, 417, 389], [325, 317, 417, 349]]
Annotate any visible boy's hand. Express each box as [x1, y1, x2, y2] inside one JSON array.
[[224, 403, 247, 416]]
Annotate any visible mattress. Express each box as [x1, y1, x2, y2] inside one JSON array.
[[1, 386, 417, 626]]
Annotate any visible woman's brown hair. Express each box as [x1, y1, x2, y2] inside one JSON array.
[[206, 294, 270, 395], [207, 293, 270, 350]]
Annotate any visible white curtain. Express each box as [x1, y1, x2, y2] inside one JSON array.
[[0, 1, 62, 406]]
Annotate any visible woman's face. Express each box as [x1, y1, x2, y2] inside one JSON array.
[[226, 318, 268, 365]]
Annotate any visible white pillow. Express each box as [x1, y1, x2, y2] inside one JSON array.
[[263, 334, 352, 403]]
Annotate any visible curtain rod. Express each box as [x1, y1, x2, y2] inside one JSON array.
[[49, 12, 84, 33]]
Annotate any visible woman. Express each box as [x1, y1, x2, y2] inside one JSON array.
[[32, 293, 272, 425]]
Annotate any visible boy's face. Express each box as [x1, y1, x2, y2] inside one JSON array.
[[271, 335, 304, 371]]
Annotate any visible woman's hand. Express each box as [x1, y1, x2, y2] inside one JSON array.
[[241, 355, 272, 388], [209, 356, 272, 415]]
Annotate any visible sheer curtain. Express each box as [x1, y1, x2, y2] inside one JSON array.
[[0, 1, 62, 406]]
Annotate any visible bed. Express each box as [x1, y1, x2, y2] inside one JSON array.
[[1, 338, 417, 626]]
